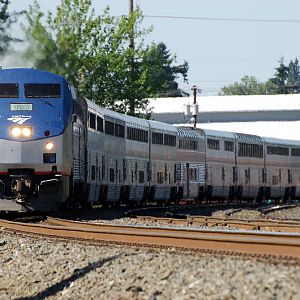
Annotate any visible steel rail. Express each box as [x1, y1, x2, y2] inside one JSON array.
[[1, 218, 300, 258], [135, 216, 300, 232]]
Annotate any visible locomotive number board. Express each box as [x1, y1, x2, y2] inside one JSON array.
[[10, 103, 33, 111]]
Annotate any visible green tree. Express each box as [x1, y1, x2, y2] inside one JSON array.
[[267, 58, 289, 94], [266, 58, 300, 94], [0, 0, 23, 55], [143, 42, 189, 97], [219, 76, 268, 95], [23, 0, 188, 115], [286, 58, 300, 93]]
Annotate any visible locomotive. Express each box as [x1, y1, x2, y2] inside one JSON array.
[[1, 68, 300, 212]]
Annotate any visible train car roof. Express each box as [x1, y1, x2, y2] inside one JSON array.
[[86, 99, 177, 133], [176, 127, 205, 139], [0, 68, 65, 83], [196, 121, 300, 141], [263, 136, 300, 146], [176, 125, 236, 139]]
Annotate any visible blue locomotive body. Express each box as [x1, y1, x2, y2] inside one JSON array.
[[0, 69, 74, 211]]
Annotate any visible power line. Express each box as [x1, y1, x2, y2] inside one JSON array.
[[143, 15, 300, 24]]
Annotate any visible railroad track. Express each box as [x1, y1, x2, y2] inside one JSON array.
[[134, 215, 300, 232], [0, 217, 299, 259]]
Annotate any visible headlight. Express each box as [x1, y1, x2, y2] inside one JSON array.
[[10, 126, 33, 138], [22, 127, 32, 137], [45, 142, 54, 151], [11, 127, 22, 137]]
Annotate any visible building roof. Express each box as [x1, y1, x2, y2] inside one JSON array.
[[149, 94, 300, 114]]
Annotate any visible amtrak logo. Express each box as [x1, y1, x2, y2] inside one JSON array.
[[7, 115, 32, 124]]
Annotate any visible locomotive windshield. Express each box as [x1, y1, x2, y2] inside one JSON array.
[[0, 83, 19, 98], [25, 83, 61, 98]]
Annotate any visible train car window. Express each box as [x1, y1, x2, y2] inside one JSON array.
[[89, 113, 96, 129], [267, 146, 289, 156], [164, 134, 176, 147], [138, 171, 144, 183], [178, 139, 198, 150], [238, 143, 263, 158], [102, 155, 105, 180], [207, 139, 220, 150], [291, 148, 300, 156], [233, 167, 237, 183], [105, 120, 115, 136], [25, 84, 61, 98], [0, 83, 18, 98], [127, 127, 148, 143], [245, 168, 250, 184], [91, 165, 96, 181], [272, 176, 279, 185], [188, 168, 197, 181], [115, 124, 125, 138], [279, 169, 282, 183], [109, 168, 115, 182], [152, 132, 163, 145], [262, 168, 266, 183], [288, 169, 292, 184], [147, 162, 151, 182], [97, 116, 103, 132], [224, 141, 234, 152], [157, 172, 164, 184]]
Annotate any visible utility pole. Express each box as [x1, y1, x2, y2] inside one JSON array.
[[129, 0, 133, 15], [128, 0, 135, 115], [191, 85, 200, 128]]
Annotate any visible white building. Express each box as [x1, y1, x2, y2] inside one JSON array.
[[148, 94, 300, 141]]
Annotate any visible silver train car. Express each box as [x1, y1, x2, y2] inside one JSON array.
[[1, 68, 300, 212], [176, 127, 300, 203]]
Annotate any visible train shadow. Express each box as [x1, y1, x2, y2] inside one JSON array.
[[16, 255, 120, 300]]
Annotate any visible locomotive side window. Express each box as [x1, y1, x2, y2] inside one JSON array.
[[0, 83, 18, 98], [25, 84, 61, 98], [97, 116, 103, 132], [89, 113, 96, 129]]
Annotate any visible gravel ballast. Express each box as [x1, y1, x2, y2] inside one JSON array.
[[0, 231, 299, 300]]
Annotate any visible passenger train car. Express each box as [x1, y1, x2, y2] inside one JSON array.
[[1, 68, 300, 211]]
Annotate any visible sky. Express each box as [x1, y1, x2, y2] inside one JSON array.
[[5, 0, 300, 96]]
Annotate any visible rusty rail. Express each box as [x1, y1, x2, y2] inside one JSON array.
[[0, 217, 300, 259], [134, 216, 300, 233]]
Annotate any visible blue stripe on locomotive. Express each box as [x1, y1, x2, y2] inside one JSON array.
[[0, 68, 73, 140]]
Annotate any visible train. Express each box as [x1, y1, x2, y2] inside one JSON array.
[[1, 68, 300, 212]]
